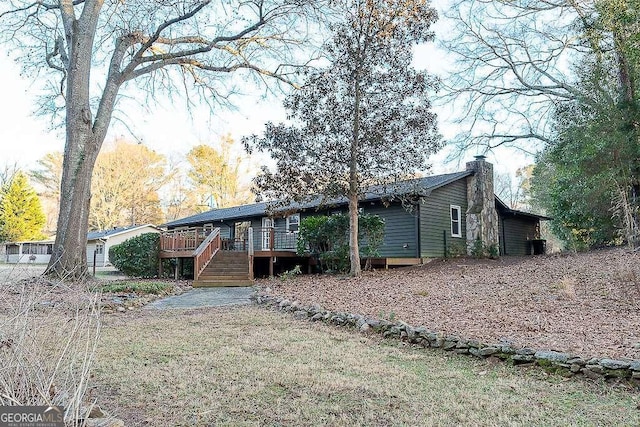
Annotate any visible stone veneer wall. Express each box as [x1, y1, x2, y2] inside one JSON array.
[[255, 294, 640, 384], [465, 157, 500, 253]]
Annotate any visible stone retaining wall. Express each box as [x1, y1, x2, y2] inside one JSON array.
[[254, 294, 640, 385]]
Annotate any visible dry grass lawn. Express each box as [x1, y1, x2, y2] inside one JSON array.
[[93, 306, 640, 426]]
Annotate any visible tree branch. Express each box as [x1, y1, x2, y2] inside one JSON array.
[[121, 1, 212, 78]]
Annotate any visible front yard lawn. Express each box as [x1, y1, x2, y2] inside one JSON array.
[[93, 306, 640, 426]]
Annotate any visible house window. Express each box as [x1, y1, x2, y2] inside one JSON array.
[[286, 214, 300, 233], [450, 205, 462, 238], [234, 221, 251, 239], [95, 244, 104, 255], [22, 243, 52, 255]]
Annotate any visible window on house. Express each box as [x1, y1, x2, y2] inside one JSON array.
[[21, 243, 52, 255], [95, 244, 104, 255], [450, 205, 462, 238], [286, 214, 300, 233], [234, 221, 251, 239]]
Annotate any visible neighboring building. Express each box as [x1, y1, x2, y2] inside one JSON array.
[[161, 157, 549, 284], [4, 240, 55, 264], [87, 224, 162, 267], [3, 224, 161, 265]]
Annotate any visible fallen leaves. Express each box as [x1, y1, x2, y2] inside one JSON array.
[[263, 248, 640, 360]]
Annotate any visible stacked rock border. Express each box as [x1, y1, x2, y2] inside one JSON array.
[[254, 294, 640, 385]]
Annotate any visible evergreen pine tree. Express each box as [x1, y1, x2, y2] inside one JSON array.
[[0, 171, 47, 242]]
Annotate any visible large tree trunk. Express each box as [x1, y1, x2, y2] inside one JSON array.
[[48, 132, 100, 279], [47, 1, 105, 279]]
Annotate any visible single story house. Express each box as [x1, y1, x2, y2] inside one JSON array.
[[87, 224, 162, 266], [161, 157, 549, 282], [3, 224, 161, 265]]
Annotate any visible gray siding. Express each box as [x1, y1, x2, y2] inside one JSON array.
[[363, 203, 418, 258], [220, 224, 232, 239], [296, 203, 418, 258], [500, 217, 538, 256], [419, 179, 468, 257], [201, 222, 232, 239], [248, 218, 264, 249]]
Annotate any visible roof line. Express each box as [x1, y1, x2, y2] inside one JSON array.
[[163, 171, 475, 228]]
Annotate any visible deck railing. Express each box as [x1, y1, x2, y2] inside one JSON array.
[[160, 226, 299, 254], [160, 227, 211, 252], [251, 227, 298, 252], [193, 228, 221, 279]]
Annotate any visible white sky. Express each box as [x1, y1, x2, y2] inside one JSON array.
[[0, 0, 533, 180]]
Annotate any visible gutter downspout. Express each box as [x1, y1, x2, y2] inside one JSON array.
[[415, 202, 421, 259]]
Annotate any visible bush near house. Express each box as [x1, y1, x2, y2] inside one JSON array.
[[297, 213, 384, 273], [109, 233, 169, 278]]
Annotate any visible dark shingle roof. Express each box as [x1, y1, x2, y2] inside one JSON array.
[[164, 171, 472, 228], [87, 224, 159, 240], [495, 197, 551, 221]]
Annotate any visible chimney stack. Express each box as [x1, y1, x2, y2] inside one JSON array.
[[465, 156, 499, 254]]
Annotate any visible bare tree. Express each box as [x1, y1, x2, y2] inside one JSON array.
[[90, 140, 170, 229], [444, 0, 639, 247], [440, 0, 600, 151], [30, 152, 64, 235], [1, 0, 322, 278], [494, 166, 533, 211], [0, 164, 19, 190]]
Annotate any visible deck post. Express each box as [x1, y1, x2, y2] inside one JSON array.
[[269, 226, 275, 251], [248, 227, 255, 280], [269, 257, 274, 277]]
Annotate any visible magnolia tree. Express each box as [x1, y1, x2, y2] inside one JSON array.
[[246, 0, 441, 275], [0, 0, 322, 278]]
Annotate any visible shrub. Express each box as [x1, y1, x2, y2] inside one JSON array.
[[445, 241, 466, 258], [297, 213, 385, 273], [319, 243, 351, 273], [469, 239, 500, 259], [470, 238, 485, 258], [109, 233, 167, 278], [359, 214, 385, 269], [279, 265, 302, 281]]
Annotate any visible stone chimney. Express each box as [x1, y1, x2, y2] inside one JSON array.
[[465, 155, 499, 254]]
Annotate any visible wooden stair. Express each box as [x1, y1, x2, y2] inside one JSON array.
[[193, 251, 253, 287]]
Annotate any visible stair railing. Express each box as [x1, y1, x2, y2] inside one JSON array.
[[193, 227, 221, 280]]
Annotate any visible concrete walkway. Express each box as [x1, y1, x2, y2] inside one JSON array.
[[146, 287, 254, 309]]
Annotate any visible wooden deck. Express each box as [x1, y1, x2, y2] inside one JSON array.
[[160, 227, 425, 279], [159, 227, 302, 284]]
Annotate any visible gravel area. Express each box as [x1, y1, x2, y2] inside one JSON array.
[[260, 248, 640, 360]]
